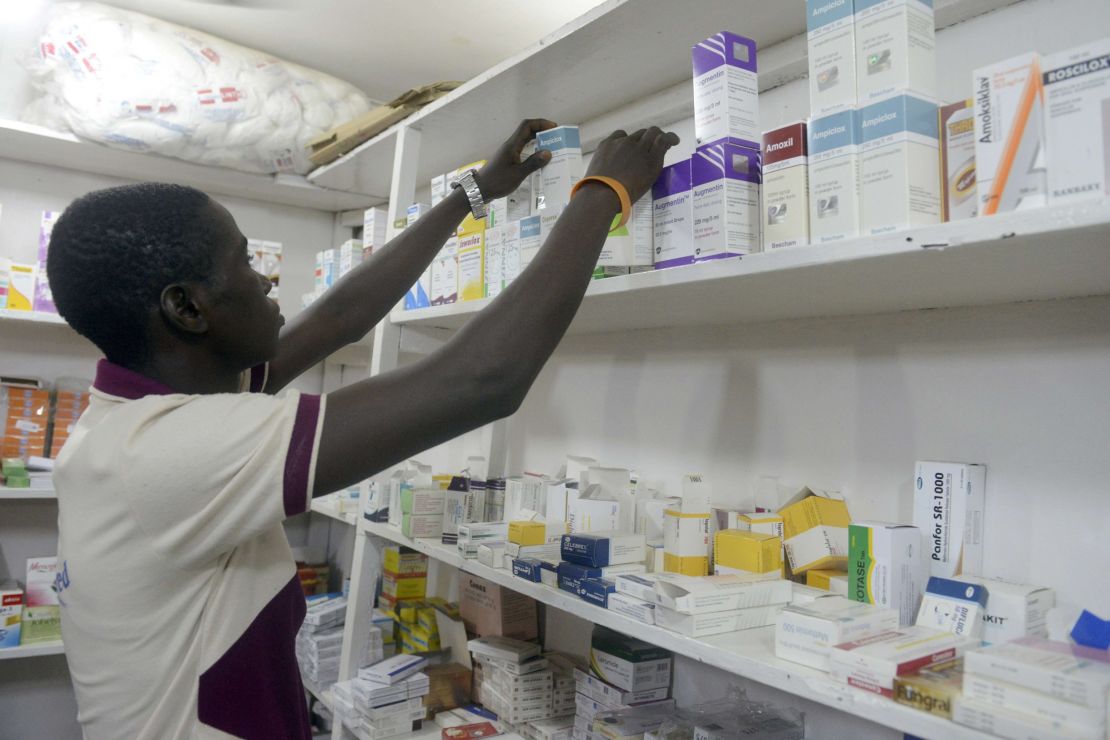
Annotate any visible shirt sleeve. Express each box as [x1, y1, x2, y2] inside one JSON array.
[[118, 390, 325, 568]]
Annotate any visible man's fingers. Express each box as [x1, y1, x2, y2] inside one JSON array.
[[628, 128, 648, 142], [640, 127, 664, 149], [510, 119, 557, 154], [520, 149, 552, 174], [602, 129, 628, 144], [650, 131, 681, 157]]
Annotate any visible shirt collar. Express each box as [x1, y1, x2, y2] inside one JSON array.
[[92, 359, 178, 400]]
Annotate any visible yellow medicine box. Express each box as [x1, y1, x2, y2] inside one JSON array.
[[508, 520, 564, 546], [714, 530, 782, 575], [807, 568, 849, 593]]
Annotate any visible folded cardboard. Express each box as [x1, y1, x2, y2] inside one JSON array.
[[653, 573, 790, 614], [656, 603, 783, 637]]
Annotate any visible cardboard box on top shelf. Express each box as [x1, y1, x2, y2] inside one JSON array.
[[307, 81, 461, 166], [779, 487, 850, 575], [458, 573, 538, 641]]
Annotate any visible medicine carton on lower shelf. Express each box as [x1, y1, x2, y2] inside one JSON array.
[[775, 596, 900, 671], [828, 626, 977, 697], [653, 573, 791, 614], [589, 627, 672, 693], [656, 603, 783, 637], [962, 637, 1110, 712]]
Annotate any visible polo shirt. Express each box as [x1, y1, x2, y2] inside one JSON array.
[[53, 359, 326, 739]]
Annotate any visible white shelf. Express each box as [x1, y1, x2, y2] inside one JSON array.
[[0, 308, 70, 327], [310, 496, 359, 526], [391, 200, 1110, 334], [0, 641, 64, 660], [359, 520, 993, 740], [302, 676, 335, 711], [308, 0, 1017, 200], [338, 715, 441, 740], [0, 487, 56, 500], [0, 120, 374, 213]]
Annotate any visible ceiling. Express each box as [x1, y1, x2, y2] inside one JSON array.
[[98, 0, 610, 102]]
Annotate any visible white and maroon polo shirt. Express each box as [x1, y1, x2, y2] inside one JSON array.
[[53, 360, 326, 739]]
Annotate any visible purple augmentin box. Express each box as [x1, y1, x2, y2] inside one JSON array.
[[691, 139, 763, 260], [693, 32, 759, 149], [34, 211, 59, 314], [651, 161, 694, 269]]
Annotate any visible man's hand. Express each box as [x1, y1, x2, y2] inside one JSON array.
[[474, 119, 557, 200], [585, 127, 681, 203]]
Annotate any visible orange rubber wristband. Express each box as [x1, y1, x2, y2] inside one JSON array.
[[571, 175, 632, 231]]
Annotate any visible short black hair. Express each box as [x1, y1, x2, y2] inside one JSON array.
[[48, 183, 216, 366]]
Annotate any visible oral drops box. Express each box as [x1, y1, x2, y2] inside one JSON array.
[[691, 139, 762, 259], [652, 161, 694, 269]]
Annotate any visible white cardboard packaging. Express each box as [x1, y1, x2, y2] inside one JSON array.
[[607, 592, 657, 625], [775, 596, 900, 671], [363, 207, 389, 254], [338, 239, 363, 277], [915, 576, 988, 639], [954, 576, 1054, 645], [848, 521, 929, 626], [652, 161, 695, 269], [534, 126, 582, 213], [828, 627, 976, 696], [962, 672, 1107, 734], [807, 109, 862, 242], [637, 497, 678, 542], [573, 668, 672, 708], [807, 0, 858, 116], [663, 475, 713, 576], [692, 32, 760, 149], [854, 0, 936, 104], [953, 697, 1098, 740], [484, 226, 504, 299], [431, 237, 459, 305], [1044, 39, 1110, 205], [598, 194, 653, 267], [614, 573, 661, 603], [762, 122, 810, 249], [859, 94, 940, 234], [973, 53, 1048, 215], [502, 219, 522, 287], [913, 460, 986, 578], [656, 603, 783, 637], [567, 485, 623, 534], [478, 542, 507, 569], [360, 654, 428, 684], [939, 99, 978, 222], [406, 203, 431, 226], [962, 638, 1110, 712], [691, 139, 762, 259], [653, 573, 791, 614], [430, 174, 447, 206], [518, 215, 543, 270]]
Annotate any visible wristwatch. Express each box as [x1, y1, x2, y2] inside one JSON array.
[[451, 168, 488, 220]]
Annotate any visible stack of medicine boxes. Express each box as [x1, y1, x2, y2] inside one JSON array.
[[805, 0, 941, 243], [573, 627, 673, 740]]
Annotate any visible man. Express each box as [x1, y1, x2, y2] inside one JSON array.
[[47, 119, 678, 739]]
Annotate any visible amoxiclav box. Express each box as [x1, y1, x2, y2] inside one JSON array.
[[691, 139, 762, 259], [652, 161, 694, 269], [692, 32, 759, 148]]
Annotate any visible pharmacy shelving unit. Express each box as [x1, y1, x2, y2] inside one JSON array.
[[311, 496, 360, 527], [322, 0, 1110, 739], [0, 487, 56, 500], [0, 308, 70, 327], [355, 522, 997, 740], [0, 641, 65, 660]]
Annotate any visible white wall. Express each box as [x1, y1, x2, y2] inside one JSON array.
[[0, 156, 337, 740]]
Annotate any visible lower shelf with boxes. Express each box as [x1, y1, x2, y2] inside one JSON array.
[[347, 453, 1108, 740]]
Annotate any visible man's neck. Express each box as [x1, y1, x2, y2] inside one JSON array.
[[131, 353, 242, 395]]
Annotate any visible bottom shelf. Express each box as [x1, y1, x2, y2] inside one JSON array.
[[359, 520, 992, 740], [0, 640, 65, 660]]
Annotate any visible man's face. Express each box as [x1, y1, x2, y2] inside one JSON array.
[[201, 200, 284, 368]]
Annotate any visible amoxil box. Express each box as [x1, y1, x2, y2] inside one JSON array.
[[762, 122, 810, 249]]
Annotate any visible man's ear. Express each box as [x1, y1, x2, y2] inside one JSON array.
[[159, 283, 208, 335]]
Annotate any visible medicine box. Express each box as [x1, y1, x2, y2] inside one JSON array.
[[338, 238, 363, 277], [505, 542, 560, 561], [953, 696, 1093, 740], [430, 174, 448, 206], [364, 207, 390, 252], [828, 626, 976, 696], [775, 596, 900, 671], [893, 660, 963, 720], [501, 219, 522, 288], [663, 475, 712, 576], [938, 100, 978, 221], [607, 592, 656, 626], [384, 547, 427, 577], [653, 573, 791, 615], [714, 530, 782, 576], [915, 576, 987, 639], [652, 161, 694, 269], [468, 635, 543, 663], [962, 637, 1110, 711], [35, 211, 58, 314], [458, 521, 509, 544], [431, 237, 459, 305], [589, 627, 672, 692], [568, 486, 623, 534], [692, 31, 759, 148], [518, 215, 543, 270], [561, 533, 646, 568], [401, 488, 446, 516], [362, 654, 429, 685], [848, 521, 929, 625], [954, 575, 1054, 645], [779, 488, 850, 573], [508, 520, 565, 547], [973, 53, 1048, 215], [807, 0, 857, 115], [459, 573, 538, 640], [511, 558, 545, 583], [579, 577, 616, 608], [656, 603, 783, 637], [534, 126, 582, 213], [23, 556, 60, 645], [1044, 38, 1110, 205], [854, 0, 936, 103], [598, 194, 653, 267], [382, 572, 427, 602], [5, 263, 35, 311], [404, 271, 431, 310], [912, 460, 986, 578], [614, 573, 660, 603], [402, 513, 443, 539], [457, 230, 486, 302], [484, 226, 504, 299], [761, 122, 810, 249], [691, 139, 762, 259], [807, 568, 849, 595], [962, 671, 1107, 734], [0, 584, 23, 649], [637, 497, 678, 542], [859, 94, 940, 234], [407, 203, 431, 226], [477, 542, 507, 569], [807, 109, 862, 243]]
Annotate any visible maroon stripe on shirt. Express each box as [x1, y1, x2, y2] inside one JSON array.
[[249, 364, 269, 393], [283, 394, 321, 517], [197, 575, 310, 739]]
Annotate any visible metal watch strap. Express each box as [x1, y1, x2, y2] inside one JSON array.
[[452, 168, 488, 220]]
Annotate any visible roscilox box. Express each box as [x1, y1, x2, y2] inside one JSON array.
[[1044, 38, 1110, 205]]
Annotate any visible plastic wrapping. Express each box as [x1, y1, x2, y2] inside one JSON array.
[[21, 1, 373, 174]]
